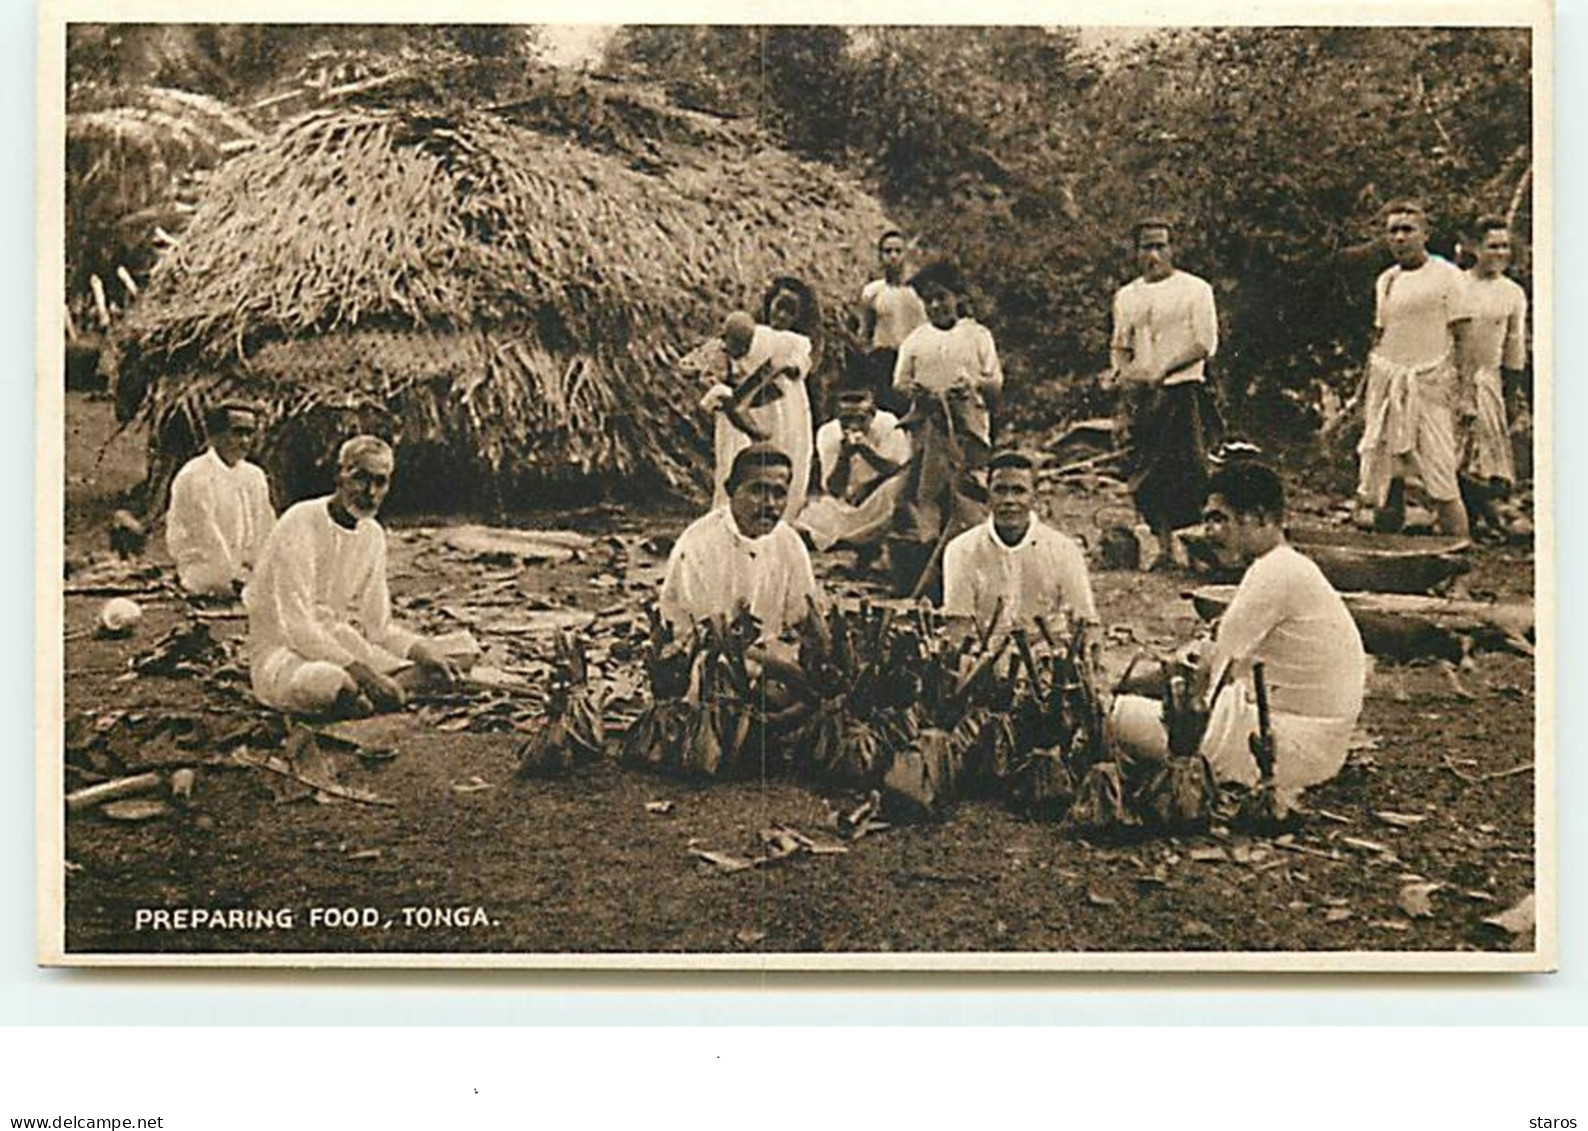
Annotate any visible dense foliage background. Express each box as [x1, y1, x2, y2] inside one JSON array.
[[68, 23, 1534, 447]]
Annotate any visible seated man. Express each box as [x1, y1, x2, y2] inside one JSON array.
[[794, 378, 911, 556], [165, 401, 275, 597], [942, 450, 1097, 639], [660, 442, 821, 645], [1110, 461, 1366, 793], [244, 435, 463, 716]]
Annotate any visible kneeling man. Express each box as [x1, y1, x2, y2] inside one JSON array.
[[1111, 461, 1366, 793], [795, 379, 910, 554], [661, 442, 821, 644], [165, 401, 275, 597], [245, 435, 463, 715], [942, 450, 1096, 639]]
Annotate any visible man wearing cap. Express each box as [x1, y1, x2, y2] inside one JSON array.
[[942, 450, 1096, 640], [244, 435, 464, 716], [1111, 461, 1366, 795], [1108, 217, 1222, 566], [165, 401, 276, 597], [794, 379, 911, 556], [694, 310, 814, 520], [1356, 201, 1474, 536], [660, 443, 822, 644]]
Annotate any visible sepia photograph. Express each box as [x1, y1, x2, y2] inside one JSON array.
[[37, 9, 1552, 969]]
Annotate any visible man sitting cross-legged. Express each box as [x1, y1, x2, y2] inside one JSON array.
[[244, 435, 464, 716], [794, 377, 911, 563], [1110, 461, 1366, 795], [165, 400, 275, 598]]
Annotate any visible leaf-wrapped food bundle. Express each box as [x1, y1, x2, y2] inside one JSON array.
[[1068, 761, 1135, 836], [1011, 747, 1076, 822]]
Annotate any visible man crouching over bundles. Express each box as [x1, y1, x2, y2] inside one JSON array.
[[244, 435, 465, 716], [1110, 461, 1366, 796]]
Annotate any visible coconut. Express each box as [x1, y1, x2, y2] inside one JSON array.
[[97, 597, 143, 636]]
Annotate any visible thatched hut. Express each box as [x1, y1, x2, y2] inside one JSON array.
[[115, 75, 892, 513]]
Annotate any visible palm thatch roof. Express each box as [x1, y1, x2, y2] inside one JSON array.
[[116, 79, 891, 508], [66, 86, 260, 326]]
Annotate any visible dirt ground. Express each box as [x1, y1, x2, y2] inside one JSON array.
[[57, 392, 1537, 957]]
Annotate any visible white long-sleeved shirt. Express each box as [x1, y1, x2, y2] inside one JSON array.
[[699, 326, 815, 516], [244, 497, 419, 670], [942, 514, 1097, 637], [814, 412, 911, 503], [659, 507, 820, 642], [892, 319, 1003, 444], [165, 449, 275, 594], [1111, 269, 1219, 387], [1206, 543, 1365, 720]]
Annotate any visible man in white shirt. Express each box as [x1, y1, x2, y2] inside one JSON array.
[[165, 401, 275, 597], [696, 311, 815, 519], [660, 443, 822, 645], [1356, 201, 1475, 537], [857, 230, 928, 410], [1460, 214, 1529, 537], [794, 381, 911, 555], [1111, 462, 1366, 795], [943, 450, 1096, 640], [1108, 217, 1223, 565], [244, 436, 463, 716]]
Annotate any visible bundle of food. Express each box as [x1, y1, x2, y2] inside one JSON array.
[[1135, 657, 1219, 834], [515, 629, 606, 777], [620, 605, 765, 780]]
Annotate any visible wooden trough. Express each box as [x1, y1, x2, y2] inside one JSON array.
[[1180, 525, 1470, 595], [1185, 585, 1533, 662], [1289, 526, 1470, 595]]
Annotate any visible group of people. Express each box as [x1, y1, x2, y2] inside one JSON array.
[[164, 415, 466, 716], [1356, 203, 1529, 541], [158, 201, 1527, 798]]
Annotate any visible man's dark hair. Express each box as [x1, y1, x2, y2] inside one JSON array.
[[204, 400, 256, 439], [1474, 213, 1510, 236], [987, 449, 1037, 475], [1381, 199, 1428, 223], [834, 375, 876, 402], [1206, 460, 1286, 522], [908, 258, 965, 296], [726, 442, 793, 494], [878, 229, 906, 251]]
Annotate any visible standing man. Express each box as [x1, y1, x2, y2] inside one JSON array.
[[696, 310, 814, 521], [1355, 201, 1474, 537], [794, 378, 911, 556], [942, 450, 1097, 641], [165, 400, 275, 598], [244, 436, 463, 716], [858, 230, 928, 412], [660, 443, 822, 645], [1460, 214, 1529, 537], [1109, 217, 1222, 568], [1111, 461, 1365, 796]]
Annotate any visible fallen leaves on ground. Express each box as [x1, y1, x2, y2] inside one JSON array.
[[1397, 880, 1442, 919]]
